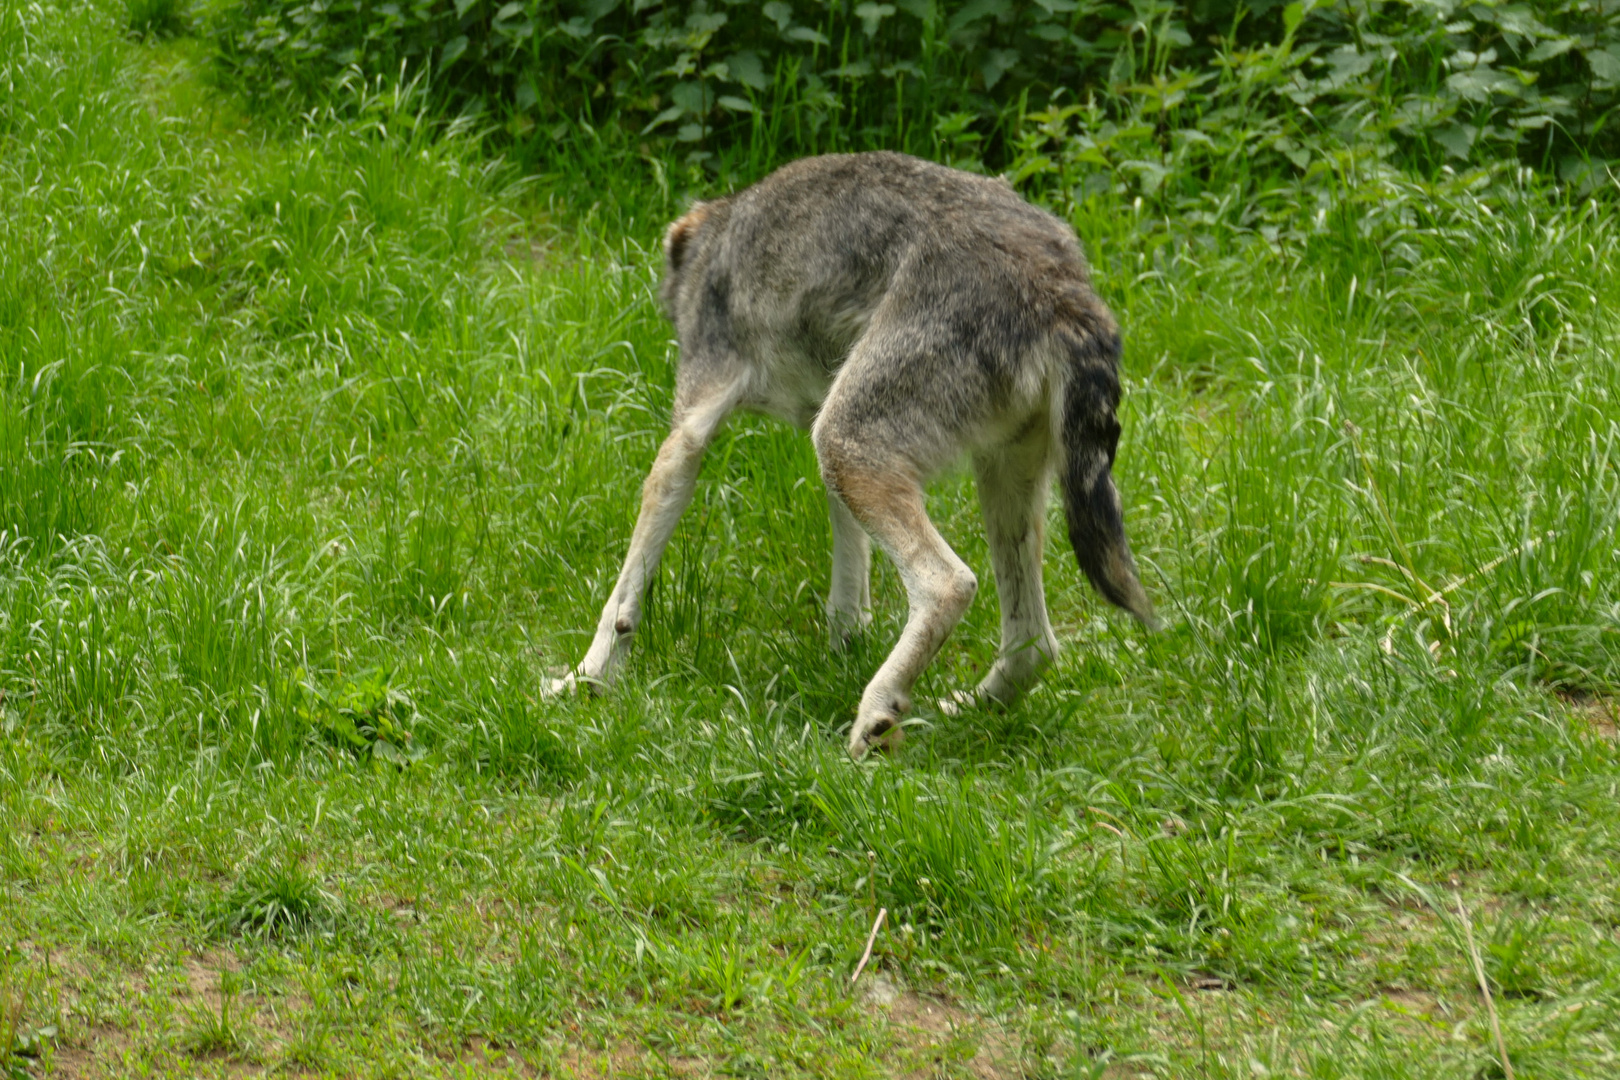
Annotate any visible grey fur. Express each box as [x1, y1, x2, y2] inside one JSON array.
[[550, 152, 1156, 758]]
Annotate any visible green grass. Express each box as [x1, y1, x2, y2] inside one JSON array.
[[3, 2, 1620, 1077]]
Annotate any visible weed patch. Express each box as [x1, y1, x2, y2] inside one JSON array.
[[2, 2, 1619, 1076], [209, 860, 344, 941]]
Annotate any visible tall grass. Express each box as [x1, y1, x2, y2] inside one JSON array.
[[2, 1, 1619, 1075]]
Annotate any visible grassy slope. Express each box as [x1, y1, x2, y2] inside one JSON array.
[[2, 3, 1619, 1077]]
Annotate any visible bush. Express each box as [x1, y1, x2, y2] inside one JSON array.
[[125, 0, 188, 39], [208, 1, 1620, 184]]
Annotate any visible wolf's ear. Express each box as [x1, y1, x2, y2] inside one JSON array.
[[663, 202, 710, 274]]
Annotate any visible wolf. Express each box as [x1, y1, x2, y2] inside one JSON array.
[[549, 152, 1157, 758]]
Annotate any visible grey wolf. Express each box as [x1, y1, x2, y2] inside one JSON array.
[[549, 151, 1156, 757]]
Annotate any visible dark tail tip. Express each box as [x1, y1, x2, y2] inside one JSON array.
[[1059, 327, 1157, 628], [1067, 474, 1159, 629]]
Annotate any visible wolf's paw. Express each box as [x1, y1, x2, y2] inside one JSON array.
[[848, 709, 910, 759], [541, 673, 577, 699], [541, 672, 609, 699], [934, 688, 983, 719], [827, 610, 873, 653]]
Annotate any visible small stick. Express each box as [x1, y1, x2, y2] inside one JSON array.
[[850, 907, 888, 985], [1456, 896, 1514, 1080]]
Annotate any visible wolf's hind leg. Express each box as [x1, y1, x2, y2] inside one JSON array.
[[816, 446, 977, 758], [826, 489, 872, 646], [968, 426, 1060, 707], [550, 376, 742, 695]]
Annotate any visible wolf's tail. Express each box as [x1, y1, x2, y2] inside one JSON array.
[[1056, 320, 1159, 629]]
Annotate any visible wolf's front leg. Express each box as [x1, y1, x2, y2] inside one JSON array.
[[550, 380, 741, 695]]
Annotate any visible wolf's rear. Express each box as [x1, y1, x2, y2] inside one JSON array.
[[1056, 321, 1159, 628]]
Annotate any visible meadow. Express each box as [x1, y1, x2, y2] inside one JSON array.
[[3, 1, 1620, 1076]]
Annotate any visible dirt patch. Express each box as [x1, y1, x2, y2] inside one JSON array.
[[1559, 692, 1619, 741], [1374, 987, 1459, 1044], [178, 949, 243, 1015], [553, 1036, 700, 1079], [43, 1024, 134, 1080], [857, 973, 1020, 1080], [413, 1036, 542, 1078], [455, 1037, 541, 1077], [1378, 988, 1447, 1018], [504, 234, 555, 266], [42, 947, 281, 1078]]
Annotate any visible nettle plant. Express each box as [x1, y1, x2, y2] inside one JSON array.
[[1260, 0, 1620, 180], [210, 2, 1620, 182], [1012, 1, 1620, 229], [212, 0, 1106, 157]]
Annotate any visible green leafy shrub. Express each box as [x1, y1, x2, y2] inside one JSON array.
[[125, 0, 189, 39], [298, 668, 425, 763], [208, 1, 1620, 182]]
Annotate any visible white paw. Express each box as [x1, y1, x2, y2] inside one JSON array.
[[934, 688, 982, 719], [547, 670, 613, 698], [541, 673, 578, 699], [827, 610, 873, 651], [848, 714, 906, 759]]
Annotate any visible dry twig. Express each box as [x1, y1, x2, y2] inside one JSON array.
[[1456, 896, 1514, 1080], [851, 907, 888, 985]]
